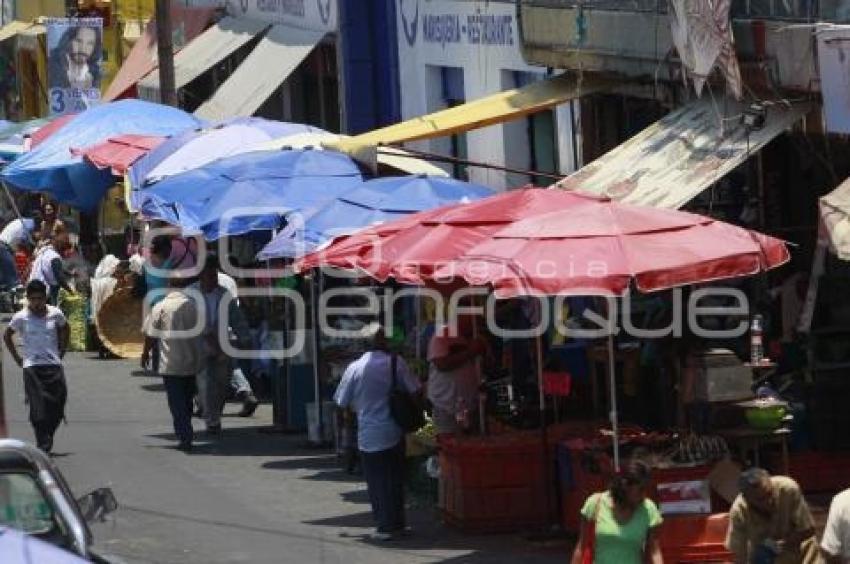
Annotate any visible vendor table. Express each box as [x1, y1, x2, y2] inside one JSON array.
[[718, 427, 790, 474]]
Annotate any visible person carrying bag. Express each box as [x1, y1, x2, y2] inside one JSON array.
[[570, 459, 664, 564]]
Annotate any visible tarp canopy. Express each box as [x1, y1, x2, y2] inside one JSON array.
[[328, 73, 610, 159], [555, 97, 811, 209], [138, 149, 364, 240], [298, 188, 790, 297], [821, 177, 850, 261], [1, 100, 203, 210], [29, 114, 76, 148], [104, 4, 216, 101], [195, 24, 325, 120], [257, 175, 494, 259], [255, 132, 449, 177], [137, 16, 269, 102], [127, 118, 324, 201], [71, 134, 164, 175]]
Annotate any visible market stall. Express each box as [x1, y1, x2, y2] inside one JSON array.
[[297, 187, 790, 557]]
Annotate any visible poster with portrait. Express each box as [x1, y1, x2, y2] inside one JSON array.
[[46, 18, 103, 115]]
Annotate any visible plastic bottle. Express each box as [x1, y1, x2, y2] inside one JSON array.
[[750, 314, 764, 365]]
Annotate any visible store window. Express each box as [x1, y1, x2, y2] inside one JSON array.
[[441, 66, 467, 180]]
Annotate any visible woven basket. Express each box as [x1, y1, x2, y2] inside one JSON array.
[[95, 287, 144, 359]]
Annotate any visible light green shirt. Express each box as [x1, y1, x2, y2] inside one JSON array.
[[581, 492, 663, 564]]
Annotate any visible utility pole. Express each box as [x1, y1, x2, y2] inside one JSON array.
[[155, 0, 177, 106]]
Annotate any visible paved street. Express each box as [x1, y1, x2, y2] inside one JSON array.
[[2, 348, 568, 564]]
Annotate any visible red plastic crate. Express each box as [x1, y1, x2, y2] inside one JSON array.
[[659, 513, 733, 563]]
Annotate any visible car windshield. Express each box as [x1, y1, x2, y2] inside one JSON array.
[[0, 473, 55, 534]]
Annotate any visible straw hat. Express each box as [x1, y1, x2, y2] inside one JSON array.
[[95, 287, 144, 359]]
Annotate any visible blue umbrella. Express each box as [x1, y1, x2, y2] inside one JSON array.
[[257, 175, 495, 259], [139, 149, 364, 240], [0, 526, 89, 563], [1, 100, 202, 210], [128, 117, 325, 203]]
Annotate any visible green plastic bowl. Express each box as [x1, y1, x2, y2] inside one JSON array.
[[745, 405, 786, 430]]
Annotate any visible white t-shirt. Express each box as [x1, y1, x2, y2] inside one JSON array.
[[0, 218, 34, 247], [822, 489, 850, 560], [9, 306, 67, 368], [426, 326, 479, 414], [29, 245, 61, 286]]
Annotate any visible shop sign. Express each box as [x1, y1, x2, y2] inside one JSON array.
[[400, 0, 516, 49], [46, 18, 103, 115], [224, 0, 337, 32]]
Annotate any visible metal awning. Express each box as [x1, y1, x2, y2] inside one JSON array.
[[137, 16, 269, 102], [328, 73, 610, 157], [556, 97, 811, 209], [0, 21, 31, 43], [194, 24, 325, 121], [821, 178, 850, 260]]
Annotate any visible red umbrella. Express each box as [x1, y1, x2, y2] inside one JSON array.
[[298, 187, 789, 295], [71, 134, 164, 176]]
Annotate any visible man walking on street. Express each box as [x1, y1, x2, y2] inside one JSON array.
[[142, 275, 202, 451], [3, 280, 69, 453], [193, 255, 255, 435]]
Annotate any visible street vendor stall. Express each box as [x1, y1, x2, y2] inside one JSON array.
[[297, 187, 790, 554]]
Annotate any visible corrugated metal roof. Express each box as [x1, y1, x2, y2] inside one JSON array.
[[194, 24, 324, 121], [555, 97, 811, 209], [821, 177, 850, 260]]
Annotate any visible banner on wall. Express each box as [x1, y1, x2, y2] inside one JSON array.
[[46, 17, 103, 115]]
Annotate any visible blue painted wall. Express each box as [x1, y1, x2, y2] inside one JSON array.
[[338, 0, 401, 134]]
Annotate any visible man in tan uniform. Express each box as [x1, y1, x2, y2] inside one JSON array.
[[726, 468, 821, 564]]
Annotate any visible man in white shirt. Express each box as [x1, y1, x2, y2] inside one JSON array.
[[822, 488, 850, 563], [427, 315, 489, 434], [3, 280, 69, 453], [0, 217, 34, 290], [29, 233, 74, 305], [335, 323, 421, 540], [142, 276, 203, 451]]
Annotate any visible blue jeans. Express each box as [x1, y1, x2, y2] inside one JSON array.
[[360, 440, 406, 533], [163, 376, 196, 444]]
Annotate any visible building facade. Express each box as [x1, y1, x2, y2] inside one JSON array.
[[393, 0, 580, 189]]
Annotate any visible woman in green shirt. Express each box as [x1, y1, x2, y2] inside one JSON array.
[[570, 459, 664, 564]]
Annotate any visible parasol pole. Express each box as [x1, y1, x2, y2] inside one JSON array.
[[312, 270, 324, 444], [608, 329, 621, 472]]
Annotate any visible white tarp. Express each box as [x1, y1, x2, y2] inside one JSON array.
[[820, 177, 850, 260], [194, 24, 324, 120], [668, 0, 742, 99], [137, 16, 268, 102]]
